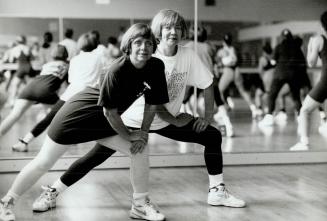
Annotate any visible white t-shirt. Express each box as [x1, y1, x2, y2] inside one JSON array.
[[60, 45, 106, 101], [59, 38, 78, 61], [184, 41, 214, 73], [217, 46, 237, 67], [122, 45, 213, 130], [40, 60, 68, 80]]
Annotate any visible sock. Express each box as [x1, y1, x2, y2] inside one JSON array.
[[209, 174, 224, 189], [22, 132, 35, 144], [250, 104, 256, 112], [300, 136, 309, 145], [133, 192, 149, 206], [2, 191, 19, 205], [51, 179, 68, 193]]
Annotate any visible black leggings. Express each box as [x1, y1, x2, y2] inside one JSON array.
[[30, 99, 65, 137], [267, 78, 302, 114], [60, 119, 223, 187]]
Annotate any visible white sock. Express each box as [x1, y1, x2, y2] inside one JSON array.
[[133, 192, 149, 206], [2, 191, 19, 205], [250, 104, 256, 112], [51, 179, 68, 193], [22, 132, 35, 144], [300, 136, 309, 145], [209, 174, 224, 189]]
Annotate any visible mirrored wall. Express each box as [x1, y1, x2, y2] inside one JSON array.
[[1, 0, 327, 161]]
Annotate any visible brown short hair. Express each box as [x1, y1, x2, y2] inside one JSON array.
[[120, 23, 157, 55]]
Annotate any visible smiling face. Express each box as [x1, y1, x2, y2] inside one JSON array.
[[160, 24, 182, 48], [129, 36, 154, 68]]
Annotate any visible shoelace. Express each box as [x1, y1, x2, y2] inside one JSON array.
[[1, 202, 13, 210], [144, 199, 160, 213], [35, 186, 56, 202], [0, 197, 15, 209], [210, 185, 231, 198]]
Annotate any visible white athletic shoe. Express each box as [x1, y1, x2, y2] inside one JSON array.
[[289, 142, 309, 151], [12, 139, 28, 152], [319, 111, 326, 124], [130, 198, 165, 221], [0, 199, 15, 221], [226, 97, 235, 110], [32, 186, 59, 212], [274, 111, 287, 124], [225, 124, 234, 137], [207, 184, 246, 208], [252, 108, 263, 119], [318, 123, 327, 136], [258, 114, 274, 126]]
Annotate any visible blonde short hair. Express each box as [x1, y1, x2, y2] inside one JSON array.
[[151, 9, 188, 41], [120, 23, 157, 55]]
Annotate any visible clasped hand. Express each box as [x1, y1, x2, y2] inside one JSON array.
[[129, 130, 148, 154], [192, 117, 210, 133]]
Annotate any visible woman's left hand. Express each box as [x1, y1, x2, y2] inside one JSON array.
[[130, 140, 147, 154], [192, 117, 210, 133]]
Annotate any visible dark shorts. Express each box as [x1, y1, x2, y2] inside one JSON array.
[[15, 64, 34, 79], [47, 87, 116, 145], [18, 81, 59, 104]]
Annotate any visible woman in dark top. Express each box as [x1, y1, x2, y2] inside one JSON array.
[[290, 11, 327, 151], [0, 23, 169, 221], [259, 29, 304, 126]]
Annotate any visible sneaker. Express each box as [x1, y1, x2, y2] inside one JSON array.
[[32, 186, 58, 212], [318, 123, 327, 136], [225, 124, 234, 137], [252, 108, 263, 119], [130, 198, 165, 221], [319, 111, 326, 124], [226, 97, 235, 110], [289, 142, 309, 151], [207, 184, 245, 208], [274, 111, 287, 123], [0, 200, 15, 221], [258, 114, 274, 126], [12, 139, 28, 152]]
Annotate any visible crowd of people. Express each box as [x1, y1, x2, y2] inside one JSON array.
[[0, 8, 326, 221]]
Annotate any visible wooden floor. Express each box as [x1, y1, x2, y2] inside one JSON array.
[[0, 164, 326, 221]]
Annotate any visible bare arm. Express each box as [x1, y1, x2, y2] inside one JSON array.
[[307, 35, 323, 67], [192, 82, 214, 133], [203, 82, 214, 121], [157, 105, 193, 127], [140, 103, 156, 133], [130, 103, 157, 154]]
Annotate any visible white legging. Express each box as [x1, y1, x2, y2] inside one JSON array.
[[7, 135, 149, 199], [0, 99, 33, 135]]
